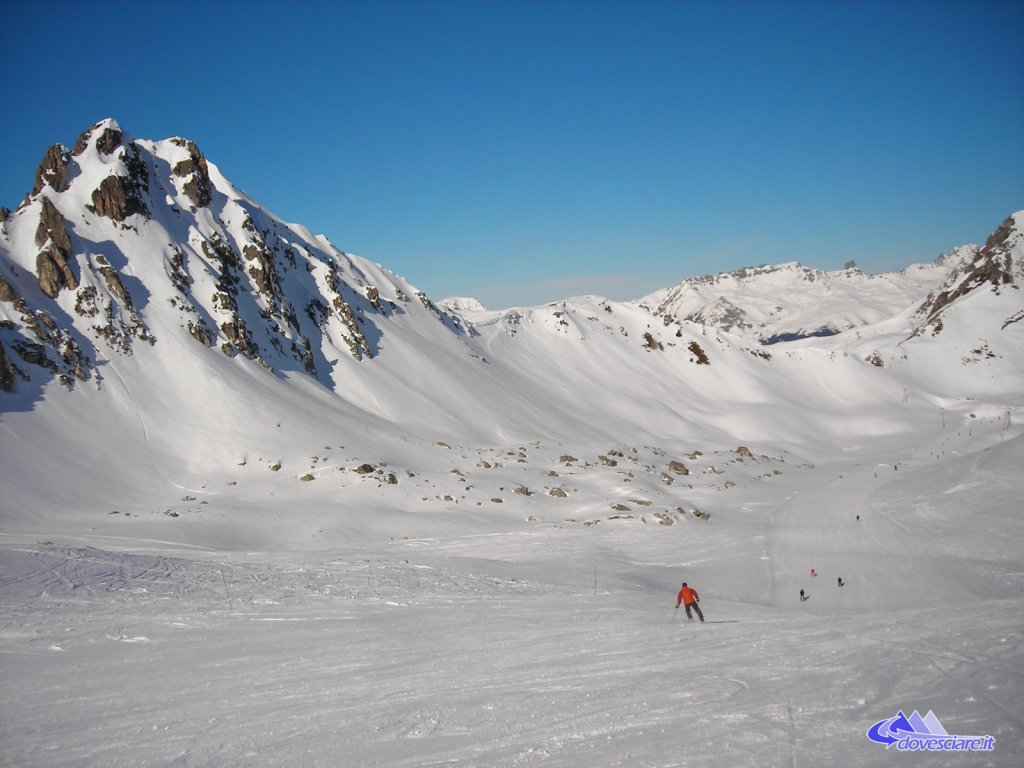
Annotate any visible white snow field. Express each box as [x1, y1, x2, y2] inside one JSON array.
[[2, 416, 1022, 767]]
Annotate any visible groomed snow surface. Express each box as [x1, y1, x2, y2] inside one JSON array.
[[2, 416, 1022, 767]]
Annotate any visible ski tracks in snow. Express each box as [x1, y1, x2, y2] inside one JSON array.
[[2, 513, 1022, 767]]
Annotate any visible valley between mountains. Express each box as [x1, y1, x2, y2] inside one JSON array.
[[2, 120, 1022, 766]]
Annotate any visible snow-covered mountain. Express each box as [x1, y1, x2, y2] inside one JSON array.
[[439, 295, 489, 314], [911, 214, 1024, 337], [0, 118, 480, 395], [2, 119, 1022, 473], [635, 250, 979, 344], [3, 121, 1024, 767]]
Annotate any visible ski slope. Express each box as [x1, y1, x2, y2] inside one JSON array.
[[2, 122, 1021, 765], [2, 422, 1021, 767]]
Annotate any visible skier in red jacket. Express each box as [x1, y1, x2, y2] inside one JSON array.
[[675, 582, 704, 622]]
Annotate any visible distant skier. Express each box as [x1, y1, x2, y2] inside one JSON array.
[[837, 577, 845, 587], [675, 582, 704, 622], [810, 568, 817, 578], [800, 589, 809, 602]]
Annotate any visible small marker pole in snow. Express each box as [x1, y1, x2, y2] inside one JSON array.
[[220, 567, 233, 611]]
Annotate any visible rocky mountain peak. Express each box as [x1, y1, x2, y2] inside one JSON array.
[[912, 213, 1022, 336], [71, 118, 125, 157], [0, 119, 474, 399]]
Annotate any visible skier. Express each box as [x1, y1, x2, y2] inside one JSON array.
[[675, 582, 704, 622], [810, 568, 817, 577], [800, 589, 809, 602], [837, 577, 845, 587]]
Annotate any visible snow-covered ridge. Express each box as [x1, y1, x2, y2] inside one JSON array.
[[1, 120, 1022, 524], [636, 248, 979, 344], [439, 296, 489, 314]]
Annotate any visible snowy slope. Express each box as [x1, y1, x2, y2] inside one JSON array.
[[1, 420, 1021, 767], [1, 121, 1023, 766]]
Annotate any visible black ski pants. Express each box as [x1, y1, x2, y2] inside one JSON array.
[[684, 602, 704, 622]]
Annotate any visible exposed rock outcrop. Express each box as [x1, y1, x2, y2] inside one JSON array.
[[326, 263, 372, 360], [688, 341, 710, 365], [220, 318, 257, 359], [642, 332, 663, 351], [71, 121, 123, 157], [87, 140, 149, 222], [32, 145, 70, 195], [72, 124, 98, 156], [9, 320, 90, 388], [89, 173, 147, 222], [96, 258, 133, 310], [0, 275, 19, 303], [95, 125, 124, 156], [0, 341, 16, 392], [243, 239, 281, 302], [187, 320, 213, 346], [35, 198, 78, 298], [171, 139, 213, 208]]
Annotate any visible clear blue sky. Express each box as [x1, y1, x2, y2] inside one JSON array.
[[3, 0, 1022, 309]]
